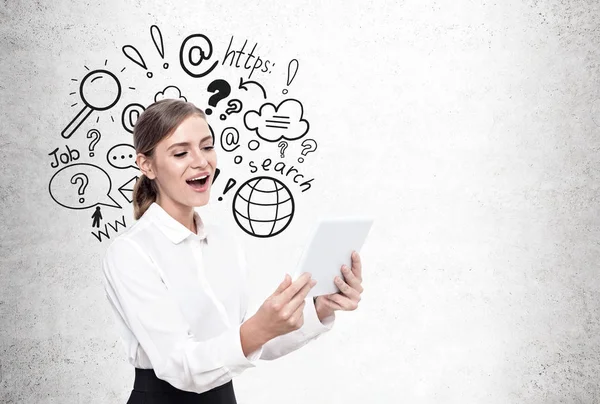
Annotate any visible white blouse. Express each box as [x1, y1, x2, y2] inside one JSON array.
[[101, 202, 335, 394]]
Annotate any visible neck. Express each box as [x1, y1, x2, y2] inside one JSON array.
[[155, 197, 196, 234]]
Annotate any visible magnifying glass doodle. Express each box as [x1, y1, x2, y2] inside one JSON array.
[[62, 69, 122, 139]]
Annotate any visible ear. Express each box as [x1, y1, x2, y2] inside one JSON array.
[[136, 153, 156, 180]]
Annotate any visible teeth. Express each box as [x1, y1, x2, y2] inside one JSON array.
[[187, 175, 208, 182]]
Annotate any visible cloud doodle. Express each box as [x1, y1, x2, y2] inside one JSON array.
[[244, 99, 309, 142]]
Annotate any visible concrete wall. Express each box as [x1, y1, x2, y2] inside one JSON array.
[[1, 0, 599, 402]]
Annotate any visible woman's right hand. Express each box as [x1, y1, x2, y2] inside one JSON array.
[[253, 272, 316, 340]]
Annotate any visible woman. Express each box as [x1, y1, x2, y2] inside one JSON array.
[[101, 99, 365, 403]]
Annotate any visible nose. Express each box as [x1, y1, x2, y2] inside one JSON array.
[[191, 148, 208, 168]]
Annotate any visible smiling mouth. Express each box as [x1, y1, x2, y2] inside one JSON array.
[[186, 175, 210, 191]]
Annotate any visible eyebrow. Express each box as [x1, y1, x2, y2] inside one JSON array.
[[167, 136, 213, 151]]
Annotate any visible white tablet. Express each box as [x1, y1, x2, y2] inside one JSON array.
[[292, 216, 374, 298]]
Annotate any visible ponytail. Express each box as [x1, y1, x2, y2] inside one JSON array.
[[132, 174, 158, 220]]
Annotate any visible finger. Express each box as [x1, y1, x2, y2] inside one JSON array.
[[284, 278, 316, 315], [351, 251, 362, 281], [280, 272, 312, 301], [321, 295, 343, 311], [287, 301, 305, 330], [334, 276, 361, 301], [341, 264, 364, 294], [327, 293, 358, 311], [273, 273, 292, 296]]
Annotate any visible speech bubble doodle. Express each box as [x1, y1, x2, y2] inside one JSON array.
[[220, 127, 241, 152], [243, 98, 309, 142], [107, 144, 138, 170], [49, 163, 121, 210], [122, 103, 145, 134]]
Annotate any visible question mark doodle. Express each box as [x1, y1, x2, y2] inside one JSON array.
[[70, 173, 89, 203], [283, 59, 299, 94], [206, 79, 231, 115], [278, 141, 288, 158], [297, 138, 317, 163], [221, 99, 243, 120], [122, 45, 153, 78], [87, 129, 101, 157], [150, 25, 169, 69]]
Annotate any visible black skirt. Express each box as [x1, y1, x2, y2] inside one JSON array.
[[127, 367, 237, 404]]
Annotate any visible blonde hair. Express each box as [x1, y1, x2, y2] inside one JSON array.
[[132, 99, 207, 220]]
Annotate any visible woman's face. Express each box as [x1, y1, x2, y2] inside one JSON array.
[[142, 114, 217, 209]]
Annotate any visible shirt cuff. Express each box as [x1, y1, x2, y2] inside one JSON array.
[[221, 323, 263, 375], [302, 296, 335, 337]]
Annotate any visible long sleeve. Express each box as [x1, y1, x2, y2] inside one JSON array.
[[237, 243, 336, 361], [102, 237, 259, 394]]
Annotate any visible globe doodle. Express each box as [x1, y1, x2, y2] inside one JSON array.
[[232, 176, 295, 238]]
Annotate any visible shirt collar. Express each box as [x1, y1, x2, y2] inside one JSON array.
[[145, 202, 209, 245]]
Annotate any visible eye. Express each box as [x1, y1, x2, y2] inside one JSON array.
[[203, 146, 215, 151], [174, 152, 187, 157]]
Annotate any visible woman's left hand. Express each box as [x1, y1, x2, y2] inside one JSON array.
[[316, 251, 364, 314]]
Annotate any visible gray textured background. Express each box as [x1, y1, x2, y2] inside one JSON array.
[[2, 0, 600, 403]]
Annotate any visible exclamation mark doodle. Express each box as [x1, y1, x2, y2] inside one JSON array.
[[282, 59, 299, 94], [122, 44, 153, 78], [218, 178, 237, 201], [150, 25, 169, 69]]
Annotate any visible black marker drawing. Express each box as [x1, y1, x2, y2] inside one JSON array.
[[118, 176, 139, 203], [220, 127, 240, 152], [91, 215, 127, 242], [209, 124, 215, 145], [107, 144, 138, 170], [244, 99, 309, 142], [212, 167, 220, 185], [179, 33, 218, 78], [278, 141, 288, 158], [62, 69, 122, 139], [246, 158, 314, 192], [87, 129, 101, 157], [155, 85, 187, 102], [282, 59, 299, 94], [218, 178, 237, 201], [122, 103, 145, 134], [248, 140, 260, 151], [234, 156, 243, 164], [71, 173, 89, 204], [206, 79, 231, 115], [49, 163, 121, 210], [220, 99, 243, 120], [297, 138, 317, 163], [238, 77, 267, 99], [92, 206, 103, 228], [49, 145, 80, 168], [150, 25, 169, 70], [122, 44, 153, 78], [221, 36, 275, 79], [232, 176, 295, 238]]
